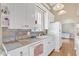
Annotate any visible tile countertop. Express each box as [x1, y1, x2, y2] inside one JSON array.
[[3, 35, 47, 51], [3, 35, 55, 52]]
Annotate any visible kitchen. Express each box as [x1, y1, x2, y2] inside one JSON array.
[[0, 3, 79, 56]]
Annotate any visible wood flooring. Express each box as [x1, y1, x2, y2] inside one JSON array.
[[49, 38, 76, 56]]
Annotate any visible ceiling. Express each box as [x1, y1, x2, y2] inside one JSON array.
[[49, 3, 78, 14], [43, 3, 79, 23], [43, 3, 79, 15]]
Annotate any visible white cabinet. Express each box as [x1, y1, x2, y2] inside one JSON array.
[[34, 6, 45, 31], [29, 40, 44, 56], [5, 3, 36, 29], [43, 36, 55, 56], [25, 4, 36, 29], [1, 4, 9, 27], [21, 46, 29, 56], [7, 4, 26, 29], [7, 48, 21, 56], [7, 46, 29, 56], [48, 11, 54, 24], [1, 3, 51, 30], [48, 11, 54, 32]]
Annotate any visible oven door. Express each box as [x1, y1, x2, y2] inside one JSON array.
[[29, 41, 44, 56]]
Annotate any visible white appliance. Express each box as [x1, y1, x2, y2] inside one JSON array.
[[48, 22, 62, 51]]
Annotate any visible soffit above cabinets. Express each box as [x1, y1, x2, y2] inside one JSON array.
[[41, 3, 51, 10], [48, 3, 55, 7]]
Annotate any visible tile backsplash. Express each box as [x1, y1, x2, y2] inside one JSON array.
[[15, 29, 31, 40], [2, 27, 17, 42], [2, 27, 40, 43]]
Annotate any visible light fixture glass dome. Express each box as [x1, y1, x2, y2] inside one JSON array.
[[57, 10, 66, 15], [53, 3, 64, 11]]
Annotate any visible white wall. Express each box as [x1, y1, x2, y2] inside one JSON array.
[[0, 3, 2, 44], [62, 23, 75, 33]]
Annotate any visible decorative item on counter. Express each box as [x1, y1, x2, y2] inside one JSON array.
[[1, 6, 10, 27], [4, 17, 9, 25], [1, 15, 10, 27], [27, 31, 30, 35]]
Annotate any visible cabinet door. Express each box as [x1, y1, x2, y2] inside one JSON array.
[[22, 46, 29, 56], [34, 6, 45, 32], [29, 41, 44, 56], [44, 37, 55, 55], [8, 46, 29, 56], [25, 4, 36, 29], [7, 4, 26, 29], [8, 48, 21, 56], [48, 11, 54, 23], [1, 4, 10, 27], [44, 38, 51, 55], [47, 38, 53, 54]]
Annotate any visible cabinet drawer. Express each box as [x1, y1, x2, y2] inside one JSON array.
[[8, 46, 29, 56], [22, 46, 29, 56], [8, 48, 21, 56]]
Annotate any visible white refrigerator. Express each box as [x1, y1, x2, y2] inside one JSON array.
[[48, 21, 62, 51]]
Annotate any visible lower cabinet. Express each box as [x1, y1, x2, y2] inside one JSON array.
[[21, 46, 29, 56], [43, 36, 55, 56], [7, 36, 56, 56], [7, 46, 29, 56], [7, 40, 44, 56], [29, 40, 44, 56]]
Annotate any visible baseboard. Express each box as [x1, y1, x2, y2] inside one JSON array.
[[48, 45, 63, 56], [48, 49, 55, 56]]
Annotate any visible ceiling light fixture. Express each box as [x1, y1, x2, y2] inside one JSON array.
[[57, 10, 66, 15], [53, 3, 64, 11]]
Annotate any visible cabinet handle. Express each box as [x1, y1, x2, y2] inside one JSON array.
[[48, 42, 51, 44], [20, 51, 23, 56], [25, 25, 29, 27]]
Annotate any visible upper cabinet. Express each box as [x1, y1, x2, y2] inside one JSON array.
[[48, 11, 54, 24], [8, 4, 26, 29], [5, 3, 36, 29], [33, 5, 45, 32], [1, 3, 54, 30], [25, 4, 36, 29], [1, 4, 10, 27]]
